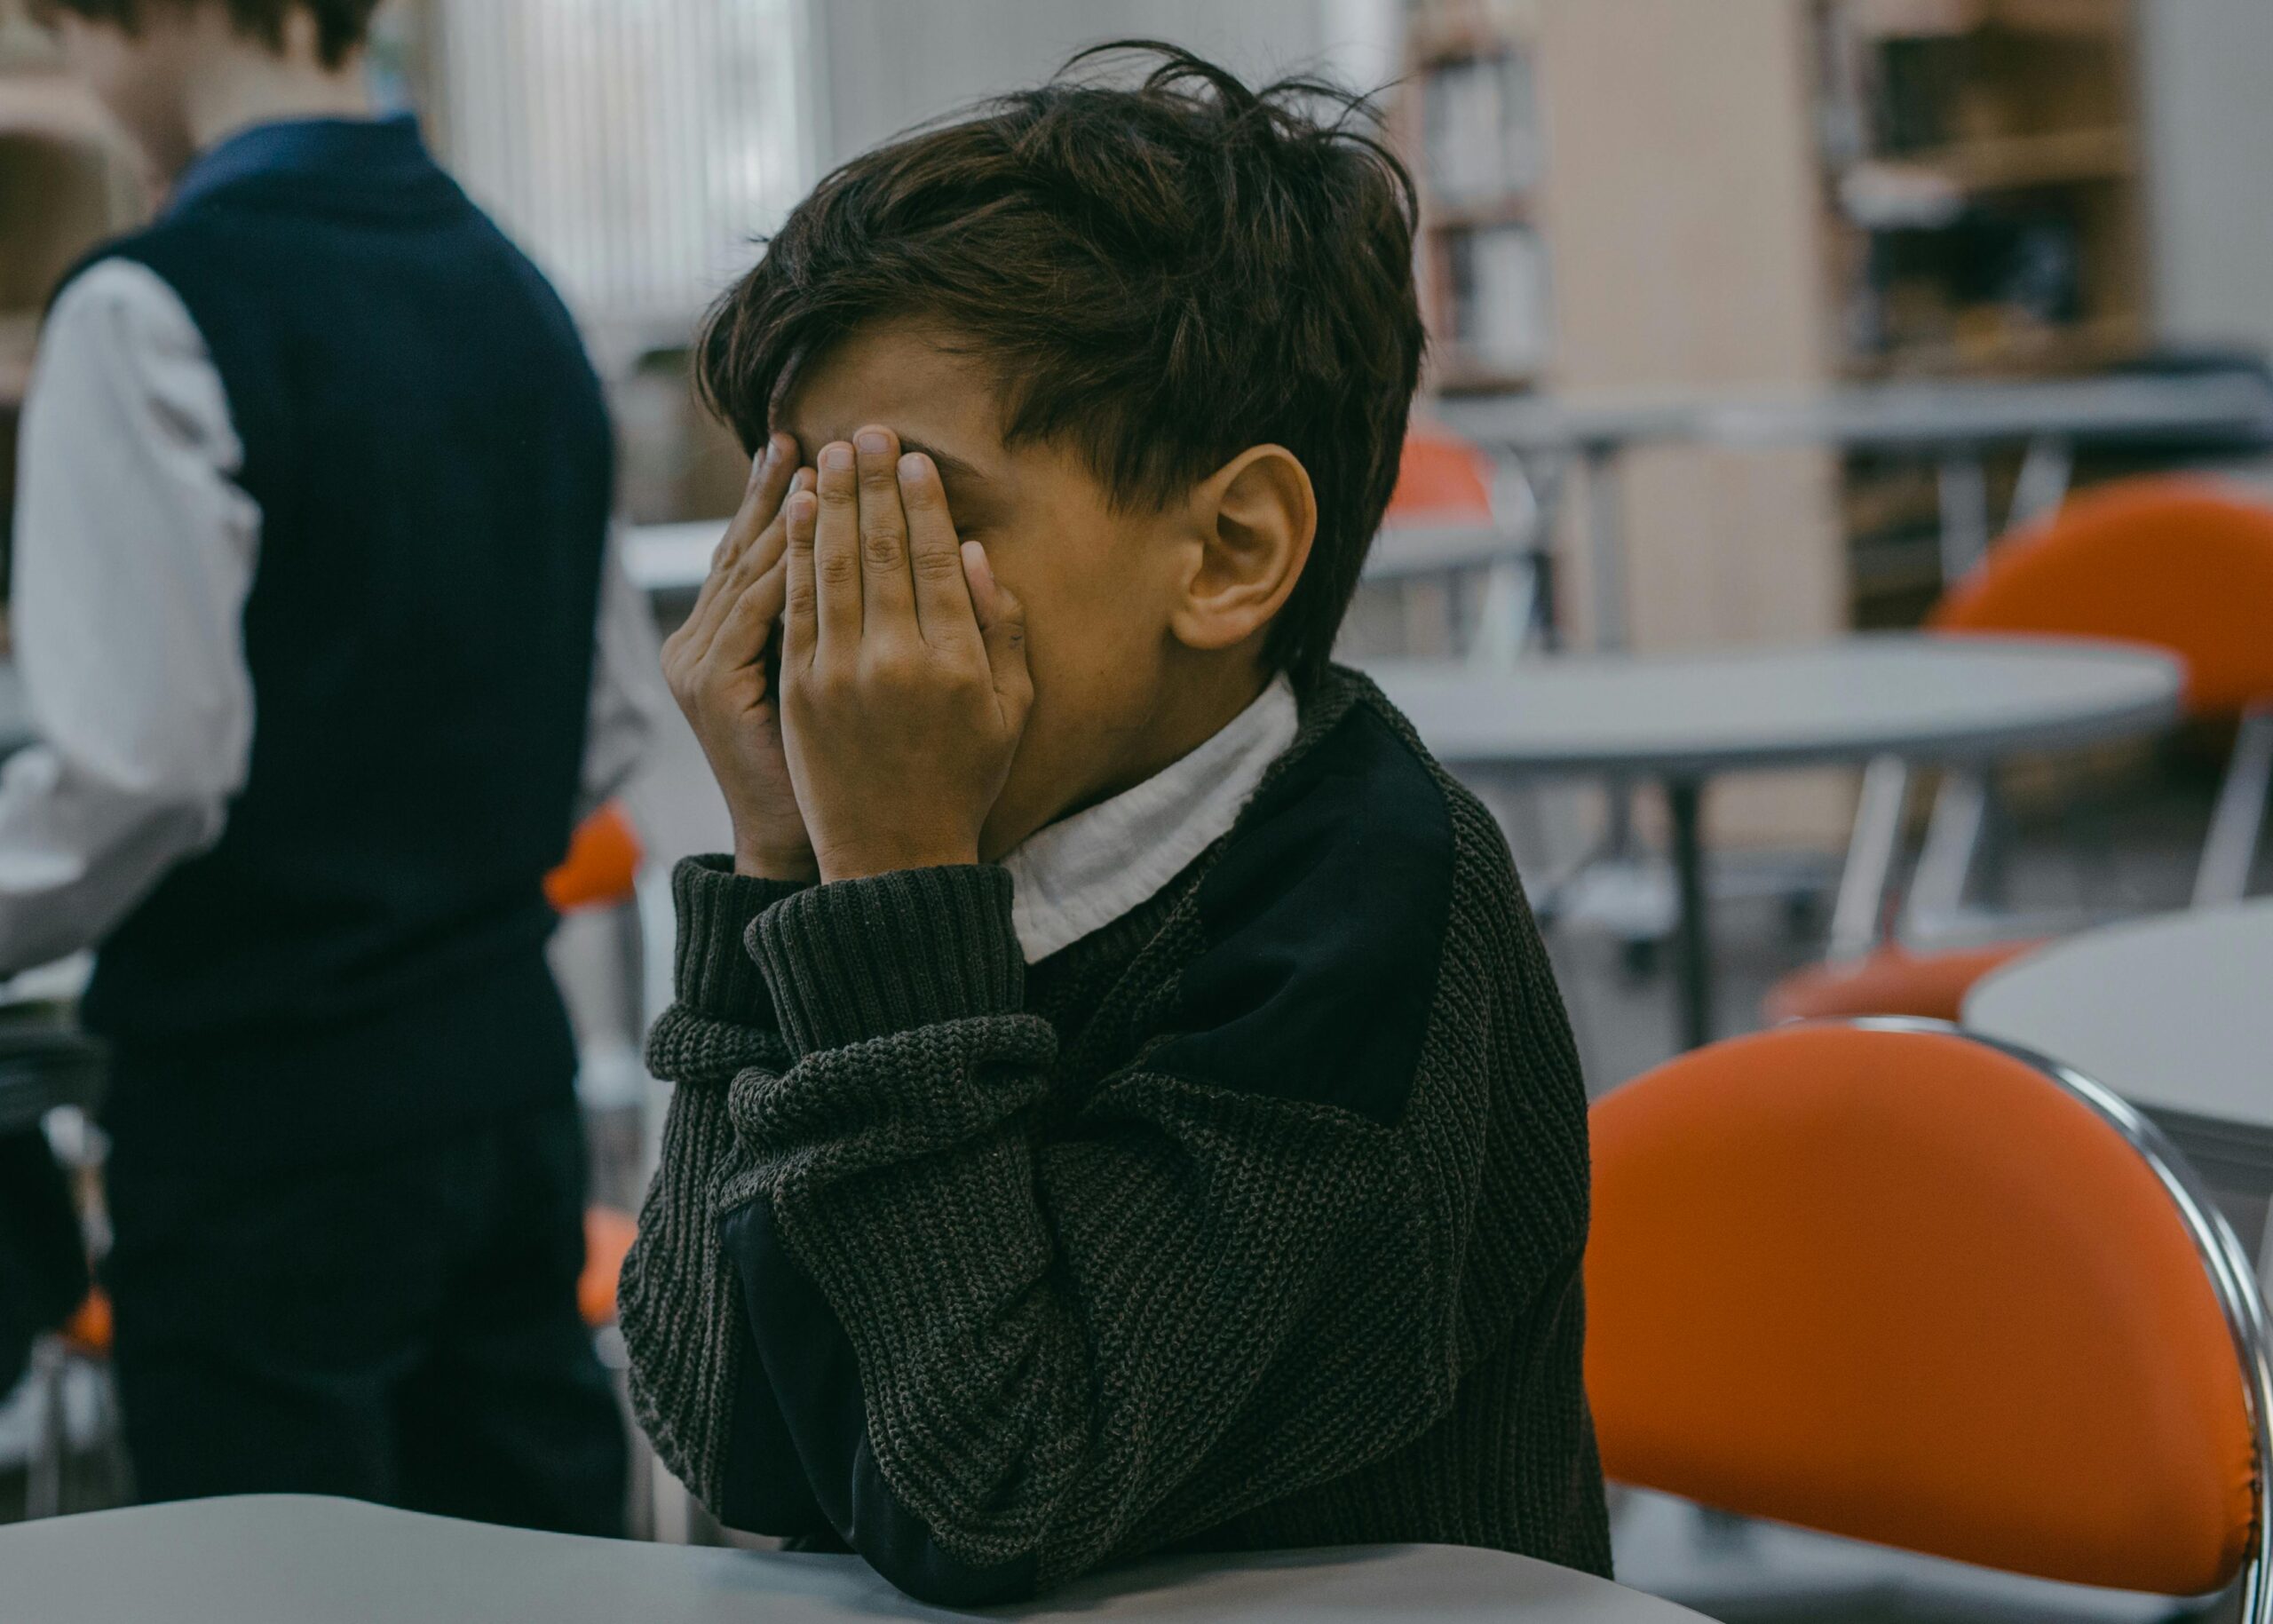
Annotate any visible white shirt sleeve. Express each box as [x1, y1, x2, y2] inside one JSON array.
[[0, 259, 260, 977], [576, 524, 665, 822]]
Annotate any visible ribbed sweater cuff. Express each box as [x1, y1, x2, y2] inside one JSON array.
[[671, 855, 812, 1024], [751, 864, 1025, 1055]]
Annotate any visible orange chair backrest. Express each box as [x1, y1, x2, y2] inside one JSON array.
[[544, 800, 643, 914], [1387, 424, 1495, 525], [1587, 1023, 2259, 1596], [1931, 477, 2273, 717], [580, 1206, 639, 1330]]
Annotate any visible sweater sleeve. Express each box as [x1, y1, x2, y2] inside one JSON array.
[[616, 855, 827, 1533], [720, 856, 1461, 1605]]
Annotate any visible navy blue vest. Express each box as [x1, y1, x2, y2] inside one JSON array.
[[69, 118, 613, 1171]]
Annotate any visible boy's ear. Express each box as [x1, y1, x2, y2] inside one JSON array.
[[1168, 445, 1316, 656]]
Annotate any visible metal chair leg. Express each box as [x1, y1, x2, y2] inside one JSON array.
[[1936, 453, 1992, 582], [2008, 434, 2074, 527], [1827, 756, 1910, 962], [2197, 707, 2273, 907], [1905, 769, 1989, 937], [24, 1336, 66, 1518]]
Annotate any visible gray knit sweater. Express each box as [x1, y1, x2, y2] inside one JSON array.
[[619, 667, 1609, 1605]]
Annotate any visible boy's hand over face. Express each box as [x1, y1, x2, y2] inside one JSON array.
[[780, 428, 1034, 883], [662, 434, 821, 882]]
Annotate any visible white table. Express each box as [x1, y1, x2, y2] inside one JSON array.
[[1440, 372, 2273, 630], [0, 1494, 1709, 1624], [1965, 899, 2273, 1268], [1372, 635, 2183, 1050]]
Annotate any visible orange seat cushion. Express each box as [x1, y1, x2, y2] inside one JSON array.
[[60, 1288, 111, 1358], [1588, 1026, 2256, 1596], [1934, 476, 2273, 717], [1762, 940, 2047, 1026], [579, 1207, 639, 1330], [544, 801, 643, 915]]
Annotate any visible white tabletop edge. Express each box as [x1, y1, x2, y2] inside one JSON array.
[[0, 1494, 1712, 1624]]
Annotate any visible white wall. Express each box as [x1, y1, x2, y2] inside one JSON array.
[[2141, 0, 2273, 359], [810, 0, 1397, 169]]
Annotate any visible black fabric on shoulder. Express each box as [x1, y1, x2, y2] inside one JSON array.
[[718, 1201, 1039, 1607], [1152, 703, 1455, 1127]]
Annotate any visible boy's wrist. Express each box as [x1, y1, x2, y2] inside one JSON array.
[[733, 841, 821, 883], [814, 838, 981, 885]]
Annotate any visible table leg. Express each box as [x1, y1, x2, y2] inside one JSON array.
[[1936, 453, 1992, 583], [1580, 442, 1629, 654], [1582, 442, 1637, 860], [1666, 779, 1713, 1050]]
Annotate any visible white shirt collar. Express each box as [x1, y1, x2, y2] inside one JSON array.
[[1003, 675, 1300, 963]]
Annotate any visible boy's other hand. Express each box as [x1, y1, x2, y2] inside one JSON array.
[[780, 427, 1033, 883], [662, 433, 822, 883]]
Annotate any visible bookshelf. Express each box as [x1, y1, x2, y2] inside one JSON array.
[[1403, 0, 1548, 396], [1396, 0, 1857, 852], [1813, 0, 2150, 623], [1818, 0, 2147, 381]]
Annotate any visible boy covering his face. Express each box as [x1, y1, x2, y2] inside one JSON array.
[[622, 44, 1607, 1604]]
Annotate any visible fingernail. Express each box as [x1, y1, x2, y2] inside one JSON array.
[[855, 428, 891, 456], [898, 452, 928, 481], [820, 442, 853, 472]]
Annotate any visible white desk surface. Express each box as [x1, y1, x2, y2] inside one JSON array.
[[0, 1495, 1709, 1624], [1437, 373, 2273, 455], [1367, 635, 2182, 779], [1965, 899, 2273, 1135]]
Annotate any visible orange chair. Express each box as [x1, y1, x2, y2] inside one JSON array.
[[59, 1287, 109, 1358], [1588, 1020, 2269, 1612], [1366, 424, 1548, 662], [1770, 478, 2273, 1023], [578, 1206, 638, 1330], [1387, 424, 1498, 524], [1762, 939, 2047, 1026], [544, 800, 645, 915], [545, 798, 648, 1312], [26, 1286, 118, 1519]]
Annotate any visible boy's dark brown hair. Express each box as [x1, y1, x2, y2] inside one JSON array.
[[701, 42, 1427, 683], [31, 0, 378, 66]]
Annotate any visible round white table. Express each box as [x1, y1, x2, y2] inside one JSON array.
[[0, 1494, 1711, 1624], [1371, 634, 2184, 1050], [1965, 899, 2273, 1268]]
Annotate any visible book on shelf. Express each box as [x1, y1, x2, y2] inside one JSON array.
[[1445, 222, 1548, 378], [1421, 50, 1540, 207]]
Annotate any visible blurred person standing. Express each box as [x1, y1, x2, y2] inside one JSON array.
[[7, 0, 646, 1532]]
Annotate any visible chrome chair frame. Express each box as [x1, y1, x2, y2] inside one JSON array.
[[1848, 1016, 2273, 1622]]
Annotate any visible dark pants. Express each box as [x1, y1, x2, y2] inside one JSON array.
[[102, 1097, 628, 1536]]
